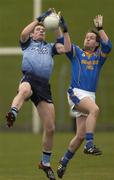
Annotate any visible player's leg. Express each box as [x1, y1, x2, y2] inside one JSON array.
[[57, 115, 86, 178], [6, 82, 32, 127], [76, 97, 102, 155], [69, 115, 86, 151], [37, 101, 56, 180], [37, 101, 55, 153]]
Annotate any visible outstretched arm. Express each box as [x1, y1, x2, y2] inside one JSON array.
[[20, 9, 52, 42], [94, 15, 109, 43], [94, 15, 112, 56], [60, 16, 72, 52], [55, 15, 72, 54]]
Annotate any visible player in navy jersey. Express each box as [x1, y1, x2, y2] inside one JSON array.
[[57, 15, 112, 178], [6, 9, 67, 180]]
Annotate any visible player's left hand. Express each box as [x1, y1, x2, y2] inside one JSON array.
[[94, 15, 103, 30], [50, 8, 61, 20], [59, 15, 68, 33]]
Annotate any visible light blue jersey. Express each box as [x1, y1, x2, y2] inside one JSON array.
[[66, 39, 112, 92], [20, 38, 57, 80]]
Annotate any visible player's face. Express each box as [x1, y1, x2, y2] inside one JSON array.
[[84, 32, 99, 50], [32, 25, 46, 41]]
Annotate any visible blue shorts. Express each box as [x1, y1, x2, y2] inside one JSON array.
[[21, 72, 53, 106]]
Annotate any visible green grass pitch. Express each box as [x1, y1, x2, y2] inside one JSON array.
[[0, 132, 114, 180]]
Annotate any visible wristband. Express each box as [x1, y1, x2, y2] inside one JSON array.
[[97, 27, 103, 31], [60, 16, 68, 33], [63, 26, 68, 33]]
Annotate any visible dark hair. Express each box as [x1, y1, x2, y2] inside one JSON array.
[[90, 29, 100, 43], [86, 29, 100, 50], [32, 22, 45, 33], [37, 22, 45, 27]]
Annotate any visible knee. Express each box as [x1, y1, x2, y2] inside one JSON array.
[[77, 133, 85, 142], [45, 125, 55, 136], [90, 106, 100, 117], [94, 106, 100, 116], [19, 87, 31, 99]]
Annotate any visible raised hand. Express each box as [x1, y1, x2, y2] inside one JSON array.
[[59, 15, 68, 33], [37, 9, 52, 22], [94, 15, 103, 31]]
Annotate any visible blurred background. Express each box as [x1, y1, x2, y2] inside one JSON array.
[[0, 0, 114, 132]]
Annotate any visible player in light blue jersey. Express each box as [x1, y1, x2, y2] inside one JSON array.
[[57, 15, 112, 178], [6, 9, 67, 180]]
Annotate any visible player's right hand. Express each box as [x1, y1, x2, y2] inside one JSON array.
[[94, 15, 103, 29], [37, 9, 52, 22]]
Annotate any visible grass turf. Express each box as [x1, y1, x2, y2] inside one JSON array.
[[0, 132, 114, 180]]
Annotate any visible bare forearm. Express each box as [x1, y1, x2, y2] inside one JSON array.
[[20, 20, 38, 42], [98, 29, 109, 43]]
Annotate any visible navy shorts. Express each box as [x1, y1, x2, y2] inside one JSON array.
[[21, 72, 53, 106]]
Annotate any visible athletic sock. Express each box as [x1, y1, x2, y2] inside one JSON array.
[[42, 151, 51, 167], [85, 133, 94, 149], [11, 107, 18, 119], [61, 150, 74, 167]]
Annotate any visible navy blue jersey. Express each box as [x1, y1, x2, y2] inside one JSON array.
[[20, 38, 57, 80], [66, 39, 112, 92]]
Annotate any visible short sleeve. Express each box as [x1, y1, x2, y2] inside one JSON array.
[[19, 38, 31, 50]]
